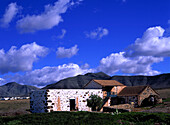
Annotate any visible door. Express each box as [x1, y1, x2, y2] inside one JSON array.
[[70, 99, 75, 111]]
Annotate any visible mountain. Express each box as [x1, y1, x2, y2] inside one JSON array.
[[43, 72, 111, 89], [43, 72, 170, 89], [0, 82, 39, 97], [111, 73, 170, 89]]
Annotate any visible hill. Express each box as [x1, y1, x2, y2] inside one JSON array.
[[43, 72, 110, 89], [0, 82, 39, 97], [111, 73, 170, 89], [43, 72, 170, 89]]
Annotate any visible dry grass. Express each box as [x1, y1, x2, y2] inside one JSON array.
[[156, 88, 170, 99], [0, 99, 30, 116]]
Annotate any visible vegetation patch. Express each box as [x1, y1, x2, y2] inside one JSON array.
[[0, 111, 169, 125], [163, 98, 170, 102]]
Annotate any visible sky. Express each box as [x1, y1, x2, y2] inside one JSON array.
[[0, 0, 170, 88]]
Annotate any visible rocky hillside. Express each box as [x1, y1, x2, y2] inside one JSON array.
[[111, 73, 170, 89], [0, 82, 39, 97], [43, 72, 170, 89], [43, 72, 110, 89]]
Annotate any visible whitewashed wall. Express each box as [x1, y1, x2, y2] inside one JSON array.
[[47, 89, 103, 112], [30, 89, 103, 113]]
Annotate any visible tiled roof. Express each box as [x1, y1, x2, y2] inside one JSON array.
[[93, 80, 124, 86], [117, 86, 148, 96]]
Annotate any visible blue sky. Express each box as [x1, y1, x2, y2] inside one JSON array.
[[0, 0, 170, 87]]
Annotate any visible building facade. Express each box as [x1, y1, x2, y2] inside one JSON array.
[[30, 80, 161, 113], [30, 89, 103, 113]]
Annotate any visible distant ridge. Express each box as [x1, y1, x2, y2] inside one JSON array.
[[0, 82, 39, 97], [43, 72, 110, 89], [43, 72, 170, 89]]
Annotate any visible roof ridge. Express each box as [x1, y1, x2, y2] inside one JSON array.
[[118, 85, 149, 96]]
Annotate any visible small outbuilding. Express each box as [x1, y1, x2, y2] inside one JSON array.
[[117, 86, 161, 107]]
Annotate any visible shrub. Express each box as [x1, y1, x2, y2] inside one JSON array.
[[86, 94, 103, 111]]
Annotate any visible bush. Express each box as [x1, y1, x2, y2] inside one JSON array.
[[86, 94, 103, 111]]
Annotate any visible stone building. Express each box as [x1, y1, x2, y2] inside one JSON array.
[[30, 79, 161, 113], [117, 86, 161, 107], [30, 89, 102, 113]]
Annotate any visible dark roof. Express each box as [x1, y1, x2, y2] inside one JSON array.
[[118, 86, 148, 96], [84, 79, 124, 88]]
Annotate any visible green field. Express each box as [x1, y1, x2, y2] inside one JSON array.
[[0, 111, 170, 125]]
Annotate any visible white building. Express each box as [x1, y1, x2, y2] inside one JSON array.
[[30, 89, 102, 113]]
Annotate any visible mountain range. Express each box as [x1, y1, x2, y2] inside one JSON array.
[[1, 72, 170, 97], [0, 82, 39, 97], [43, 72, 170, 89]]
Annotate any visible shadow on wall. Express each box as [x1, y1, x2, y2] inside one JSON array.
[[141, 95, 161, 107]]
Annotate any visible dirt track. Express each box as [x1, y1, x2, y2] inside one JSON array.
[[141, 102, 170, 113]]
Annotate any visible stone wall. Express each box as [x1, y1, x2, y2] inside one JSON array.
[[102, 86, 126, 107], [138, 86, 158, 106], [46, 89, 103, 112], [112, 104, 133, 110], [121, 96, 138, 107], [30, 89, 103, 113], [30, 90, 47, 113], [111, 86, 126, 95]]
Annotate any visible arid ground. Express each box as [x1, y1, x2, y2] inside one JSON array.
[[0, 99, 30, 116]]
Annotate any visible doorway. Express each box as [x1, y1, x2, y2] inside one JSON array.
[[70, 99, 75, 111]]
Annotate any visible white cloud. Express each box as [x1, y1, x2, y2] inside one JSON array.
[[56, 45, 79, 58], [0, 3, 19, 28], [1, 26, 169, 87], [98, 26, 170, 75], [126, 26, 170, 57], [81, 63, 90, 69], [0, 78, 5, 86], [16, 0, 72, 33], [57, 29, 66, 39], [85, 27, 109, 39], [1, 63, 94, 87], [98, 52, 163, 76], [0, 42, 48, 74]]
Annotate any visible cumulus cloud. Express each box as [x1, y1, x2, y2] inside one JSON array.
[[0, 78, 5, 86], [85, 27, 109, 39], [97, 26, 170, 76], [0, 3, 20, 28], [98, 52, 163, 76], [56, 45, 79, 58], [81, 63, 90, 69], [16, 0, 73, 33], [1, 63, 93, 87], [126, 26, 170, 57], [1, 26, 169, 87], [0, 42, 48, 74], [57, 29, 66, 39]]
